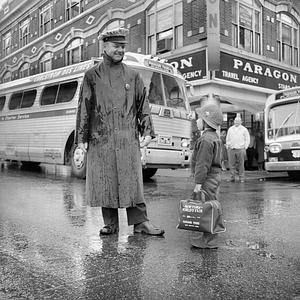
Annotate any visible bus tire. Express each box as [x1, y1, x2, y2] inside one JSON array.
[[142, 168, 157, 179], [287, 171, 300, 180], [70, 144, 87, 179]]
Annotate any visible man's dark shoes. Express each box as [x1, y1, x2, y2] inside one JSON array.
[[99, 224, 118, 236], [134, 221, 165, 236]]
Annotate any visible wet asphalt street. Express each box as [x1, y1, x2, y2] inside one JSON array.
[[0, 163, 300, 300]]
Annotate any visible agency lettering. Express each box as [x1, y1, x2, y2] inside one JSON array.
[[233, 59, 297, 84]]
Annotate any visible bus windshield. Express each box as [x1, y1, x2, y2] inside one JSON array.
[[267, 100, 300, 139], [138, 69, 187, 110]]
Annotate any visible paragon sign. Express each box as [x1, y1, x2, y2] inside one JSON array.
[[216, 52, 300, 90], [168, 50, 207, 82]]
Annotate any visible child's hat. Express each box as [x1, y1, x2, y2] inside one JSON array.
[[197, 103, 223, 130]]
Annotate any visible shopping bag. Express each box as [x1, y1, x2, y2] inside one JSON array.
[[177, 191, 226, 234]]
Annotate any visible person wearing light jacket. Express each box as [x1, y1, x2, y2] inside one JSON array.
[[226, 115, 250, 182]]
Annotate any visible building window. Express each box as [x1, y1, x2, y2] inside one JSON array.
[[40, 52, 53, 72], [232, 0, 261, 55], [98, 20, 125, 56], [3, 71, 11, 83], [40, 3, 53, 35], [66, 0, 83, 21], [147, 0, 183, 55], [19, 18, 30, 48], [3, 31, 12, 56], [66, 38, 83, 65], [19, 63, 30, 78], [277, 13, 299, 67]]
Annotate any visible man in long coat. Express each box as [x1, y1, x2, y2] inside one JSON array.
[[75, 28, 164, 236]]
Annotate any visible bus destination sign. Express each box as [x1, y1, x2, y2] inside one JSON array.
[[275, 88, 300, 100], [31, 61, 94, 83], [144, 59, 174, 74]]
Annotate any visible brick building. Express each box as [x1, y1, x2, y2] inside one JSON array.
[[0, 0, 300, 128]]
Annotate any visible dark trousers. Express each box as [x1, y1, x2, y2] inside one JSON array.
[[102, 203, 149, 226]]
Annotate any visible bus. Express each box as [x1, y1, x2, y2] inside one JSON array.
[[264, 86, 300, 179], [0, 52, 192, 179]]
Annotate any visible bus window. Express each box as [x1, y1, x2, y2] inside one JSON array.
[[162, 74, 185, 109], [0, 96, 5, 111], [21, 90, 36, 108], [9, 90, 36, 110], [41, 81, 78, 105], [41, 85, 58, 105], [9, 92, 23, 109], [56, 81, 78, 103], [139, 70, 164, 106]]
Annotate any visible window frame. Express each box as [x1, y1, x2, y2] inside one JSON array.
[[3, 31, 12, 56], [0, 96, 6, 111], [40, 52, 53, 72], [40, 3, 53, 35], [19, 18, 30, 48], [40, 80, 78, 106], [146, 0, 183, 55], [3, 71, 11, 83], [231, 0, 262, 55], [66, 0, 84, 21], [276, 13, 299, 67], [19, 63, 30, 79], [8, 89, 37, 110], [65, 38, 83, 65]]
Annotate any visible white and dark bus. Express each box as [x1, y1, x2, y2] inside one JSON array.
[[264, 86, 300, 179], [0, 52, 192, 179]]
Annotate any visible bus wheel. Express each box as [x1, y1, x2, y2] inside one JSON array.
[[287, 171, 300, 180], [142, 168, 157, 179], [71, 144, 86, 179]]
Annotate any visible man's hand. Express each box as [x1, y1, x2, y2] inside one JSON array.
[[140, 135, 152, 148], [78, 142, 88, 152], [194, 184, 202, 193]]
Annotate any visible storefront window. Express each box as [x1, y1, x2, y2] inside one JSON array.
[[40, 3, 53, 35], [277, 13, 299, 67], [147, 0, 183, 55], [231, 0, 261, 54], [66, 38, 83, 65]]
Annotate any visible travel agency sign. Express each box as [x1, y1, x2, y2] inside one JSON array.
[[168, 50, 207, 82], [215, 52, 300, 90]]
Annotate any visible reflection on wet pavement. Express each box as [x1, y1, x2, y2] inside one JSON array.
[[0, 163, 300, 299]]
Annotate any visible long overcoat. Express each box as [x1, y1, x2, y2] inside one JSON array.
[[76, 55, 155, 208]]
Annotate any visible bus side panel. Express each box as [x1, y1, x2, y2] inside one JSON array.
[[36, 112, 76, 164], [0, 120, 30, 161]]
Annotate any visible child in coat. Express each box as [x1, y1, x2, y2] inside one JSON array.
[[190, 103, 223, 248]]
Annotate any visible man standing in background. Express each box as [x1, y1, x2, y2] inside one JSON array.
[[226, 114, 250, 182]]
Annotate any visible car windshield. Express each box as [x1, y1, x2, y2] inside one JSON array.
[[138, 69, 187, 110], [267, 100, 300, 139]]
